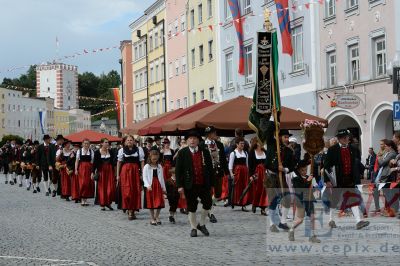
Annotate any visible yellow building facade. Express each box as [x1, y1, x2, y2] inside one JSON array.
[[187, 0, 219, 105], [130, 0, 166, 121], [54, 108, 70, 136]]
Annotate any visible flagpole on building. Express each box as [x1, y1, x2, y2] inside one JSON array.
[[264, 9, 284, 195]]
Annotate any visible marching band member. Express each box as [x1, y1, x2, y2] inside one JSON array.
[[116, 135, 145, 220], [30, 141, 41, 193], [75, 139, 95, 206], [22, 140, 33, 190]]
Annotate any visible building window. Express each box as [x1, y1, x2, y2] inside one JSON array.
[[208, 40, 213, 61], [154, 32, 159, 48], [207, 0, 212, 18], [198, 4, 203, 24], [177, 99, 181, 108], [242, 0, 251, 15], [193, 92, 197, 104], [200, 90, 205, 100], [182, 56, 187, 73], [326, 0, 335, 17], [170, 100, 174, 111], [327, 52, 337, 87], [291, 26, 304, 72], [174, 19, 178, 34], [226, 53, 234, 89], [161, 61, 165, 81], [181, 14, 186, 31], [225, 0, 232, 20], [162, 96, 165, 112], [144, 70, 148, 86], [183, 97, 188, 108], [151, 100, 155, 116], [169, 62, 173, 78], [134, 47, 138, 60], [175, 60, 180, 76], [347, 0, 358, 9], [190, 9, 195, 29], [149, 35, 153, 51], [349, 44, 360, 82], [244, 44, 253, 83], [150, 67, 154, 83], [155, 64, 159, 82], [374, 37, 386, 77], [191, 48, 196, 68], [160, 28, 164, 45], [199, 45, 204, 65], [209, 87, 214, 101], [168, 23, 172, 37]]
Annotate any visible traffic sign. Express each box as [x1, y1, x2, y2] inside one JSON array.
[[393, 101, 400, 120]]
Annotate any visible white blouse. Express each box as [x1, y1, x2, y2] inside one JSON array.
[[117, 147, 145, 162], [76, 148, 94, 162], [56, 149, 72, 158], [228, 149, 248, 170], [142, 164, 166, 191]]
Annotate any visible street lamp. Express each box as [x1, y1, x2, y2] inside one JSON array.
[[387, 51, 400, 96]]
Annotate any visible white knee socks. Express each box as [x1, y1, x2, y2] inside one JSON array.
[[351, 206, 361, 223], [281, 207, 290, 224], [329, 208, 335, 221], [188, 212, 197, 229], [200, 209, 209, 226]]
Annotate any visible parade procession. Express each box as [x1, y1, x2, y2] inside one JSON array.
[[1, 0, 400, 265]]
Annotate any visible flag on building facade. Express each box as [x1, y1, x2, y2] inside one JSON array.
[[228, 0, 245, 75], [275, 0, 293, 55], [248, 31, 281, 143], [112, 88, 121, 129]]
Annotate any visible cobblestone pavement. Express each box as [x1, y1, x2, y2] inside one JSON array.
[[0, 175, 399, 265]]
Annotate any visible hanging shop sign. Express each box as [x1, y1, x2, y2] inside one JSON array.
[[335, 94, 361, 109]]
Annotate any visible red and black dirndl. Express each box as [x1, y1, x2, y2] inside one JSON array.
[[233, 160, 251, 206], [252, 163, 268, 208], [120, 162, 141, 210], [220, 175, 229, 200], [98, 162, 115, 207], [60, 163, 71, 197], [145, 170, 165, 209], [162, 159, 172, 181], [71, 172, 80, 201], [79, 161, 94, 198]]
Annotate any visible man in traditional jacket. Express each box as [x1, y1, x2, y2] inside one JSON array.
[[175, 129, 214, 237], [37, 135, 57, 196], [200, 126, 229, 223]]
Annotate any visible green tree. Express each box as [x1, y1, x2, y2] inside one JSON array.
[[1, 65, 37, 97], [0, 135, 24, 147]]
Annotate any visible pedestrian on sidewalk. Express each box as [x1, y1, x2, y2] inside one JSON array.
[[143, 150, 166, 225]]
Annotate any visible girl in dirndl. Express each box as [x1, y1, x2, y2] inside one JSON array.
[[143, 150, 166, 225], [75, 139, 94, 206], [56, 140, 73, 201], [228, 137, 251, 211], [71, 143, 81, 203], [92, 138, 116, 211], [161, 138, 174, 181], [117, 135, 144, 220], [248, 138, 268, 216]]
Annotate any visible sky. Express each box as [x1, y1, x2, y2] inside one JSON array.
[[0, 0, 154, 81]]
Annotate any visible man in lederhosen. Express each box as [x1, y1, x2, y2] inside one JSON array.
[[200, 126, 229, 223], [265, 129, 296, 232], [324, 129, 369, 230], [37, 135, 57, 196], [175, 129, 214, 237]]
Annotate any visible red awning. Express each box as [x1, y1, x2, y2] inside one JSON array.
[[137, 100, 215, 135], [64, 130, 121, 144]]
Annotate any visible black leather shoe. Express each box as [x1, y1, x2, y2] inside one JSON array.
[[33, 190, 37, 194], [5, 181, 8, 184], [190, 229, 197, 237], [45, 192, 50, 196], [278, 223, 290, 231], [65, 198, 70, 201], [52, 190, 56, 197], [10, 181, 14, 185], [197, 224, 210, 236], [209, 213, 217, 223], [106, 205, 114, 211], [48, 188, 51, 194], [169, 216, 175, 224], [252, 206, 256, 213], [356, 221, 370, 230], [241, 206, 249, 212], [36, 187, 40, 192], [223, 202, 230, 207]]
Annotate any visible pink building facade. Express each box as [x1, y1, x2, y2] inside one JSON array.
[[317, 0, 399, 159], [166, 0, 188, 111], [120, 40, 134, 129]]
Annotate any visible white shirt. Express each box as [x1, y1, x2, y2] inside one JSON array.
[[255, 151, 266, 160], [228, 149, 248, 170], [117, 146, 145, 162], [142, 164, 166, 191], [56, 149, 72, 158], [76, 148, 94, 162], [189, 146, 199, 153]]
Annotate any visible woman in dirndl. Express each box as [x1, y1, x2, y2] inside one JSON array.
[[75, 138, 94, 206], [117, 135, 144, 220], [71, 143, 81, 203], [228, 137, 251, 211], [161, 138, 174, 181], [56, 139, 74, 201], [248, 138, 268, 215], [92, 138, 116, 211], [143, 150, 166, 225]]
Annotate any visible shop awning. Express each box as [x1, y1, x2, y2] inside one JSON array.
[[64, 130, 121, 144]]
